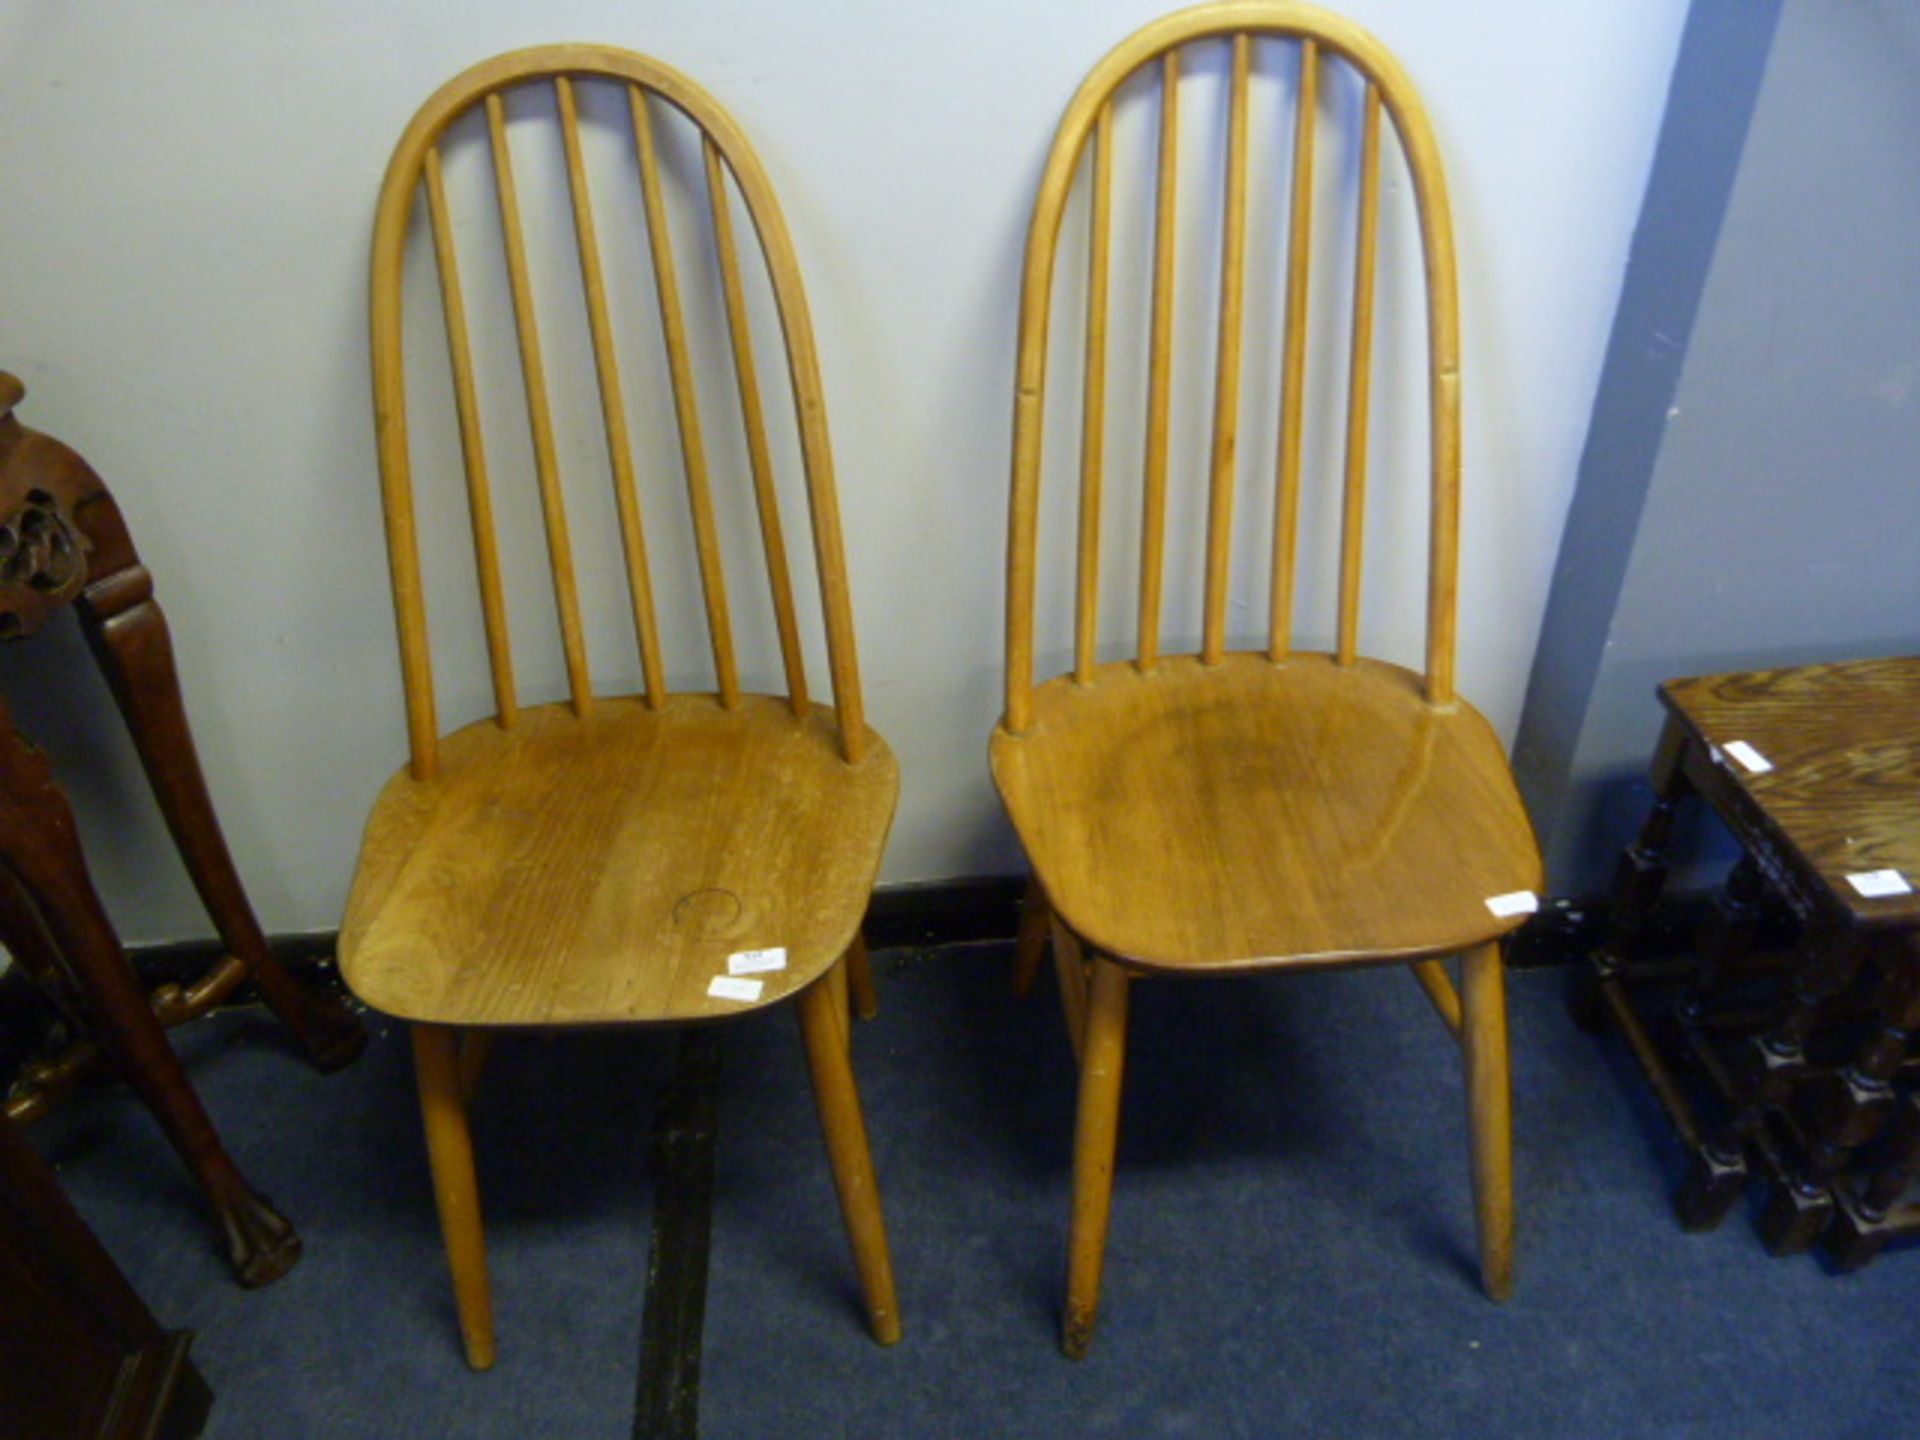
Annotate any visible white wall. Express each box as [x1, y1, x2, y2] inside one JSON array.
[[0, 1, 1687, 941]]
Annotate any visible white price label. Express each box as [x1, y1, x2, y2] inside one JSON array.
[[728, 947, 788, 976], [1485, 891, 1539, 919], [707, 975, 765, 1003]]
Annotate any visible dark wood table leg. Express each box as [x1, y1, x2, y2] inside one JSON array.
[[1, 1106, 213, 1439], [0, 706, 299, 1286], [72, 536, 364, 1072]]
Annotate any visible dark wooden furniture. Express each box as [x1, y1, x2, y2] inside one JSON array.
[[995, 4, 1539, 1356], [1584, 656, 1920, 1266], [0, 1105, 212, 1439], [0, 371, 366, 1286]]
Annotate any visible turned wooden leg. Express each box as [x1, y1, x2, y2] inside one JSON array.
[[0, 711, 299, 1287], [845, 930, 879, 1020], [1461, 943, 1514, 1301], [797, 972, 900, 1345], [413, 1025, 494, 1370], [76, 566, 365, 1073], [1064, 955, 1130, 1359], [826, 955, 853, 1055], [1011, 876, 1052, 998]]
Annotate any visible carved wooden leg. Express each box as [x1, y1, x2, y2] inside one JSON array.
[[844, 929, 879, 1021], [1064, 955, 1130, 1359], [1011, 876, 1052, 998], [796, 972, 900, 1345], [76, 568, 364, 1072], [0, 714, 298, 1286], [413, 1025, 494, 1370], [1461, 943, 1514, 1302]]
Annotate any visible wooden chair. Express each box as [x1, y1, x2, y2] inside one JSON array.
[[993, 3, 1543, 1356], [340, 45, 899, 1369]]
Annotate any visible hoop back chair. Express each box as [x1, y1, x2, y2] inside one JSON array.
[[340, 45, 900, 1368], [990, 3, 1542, 1355]]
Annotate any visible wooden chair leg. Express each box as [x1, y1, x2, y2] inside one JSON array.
[[797, 976, 901, 1345], [1051, 916, 1090, 1064], [1064, 955, 1130, 1359], [1011, 876, 1052, 997], [826, 954, 853, 1054], [1412, 958, 1463, 1040], [845, 930, 879, 1020], [412, 1025, 495, 1370], [1460, 943, 1515, 1301]]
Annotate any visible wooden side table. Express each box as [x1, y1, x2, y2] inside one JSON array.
[[0, 372, 366, 1285], [1584, 657, 1920, 1264]]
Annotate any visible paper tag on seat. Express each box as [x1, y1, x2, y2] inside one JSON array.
[[728, 947, 788, 976], [1722, 740, 1773, 775], [1484, 890, 1539, 919], [1848, 869, 1912, 898], [707, 975, 764, 1002]]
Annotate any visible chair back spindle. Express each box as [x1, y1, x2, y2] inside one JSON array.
[[370, 46, 869, 780], [1005, 2, 1461, 736]]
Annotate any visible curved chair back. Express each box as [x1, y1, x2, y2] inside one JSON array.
[[1004, 2, 1462, 733], [371, 45, 868, 777]]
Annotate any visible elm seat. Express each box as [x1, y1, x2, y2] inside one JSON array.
[[992, 653, 1540, 974], [341, 697, 898, 1028]]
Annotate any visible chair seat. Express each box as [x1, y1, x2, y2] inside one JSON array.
[[991, 652, 1541, 974], [340, 695, 898, 1027]]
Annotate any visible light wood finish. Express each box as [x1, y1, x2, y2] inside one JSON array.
[[369, 42, 870, 765], [1201, 35, 1252, 668], [706, 136, 809, 715], [1074, 103, 1114, 686], [555, 75, 667, 710], [413, 1025, 494, 1370], [1004, 1, 1465, 731], [357, 46, 900, 1361], [486, 92, 594, 719], [1461, 943, 1513, 1300], [996, 5, 1535, 1355], [1051, 914, 1091, 1064], [423, 147, 518, 727], [1064, 955, 1130, 1359], [1267, 38, 1318, 663], [798, 972, 901, 1344], [344, 698, 896, 1027], [1335, 83, 1382, 667], [1411, 958, 1463, 1040], [1135, 52, 1180, 677], [1011, 876, 1053, 998], [993, 654, 1539, 973], [631, 87, 739, 708]]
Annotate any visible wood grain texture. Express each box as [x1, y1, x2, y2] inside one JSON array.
[[993, 652, 1539, 974], [1660, 658, 1920, 929], [342, 697, 896, 1027]]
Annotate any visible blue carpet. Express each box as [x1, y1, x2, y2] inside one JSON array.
[[36, 947, 1920, 1437]]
